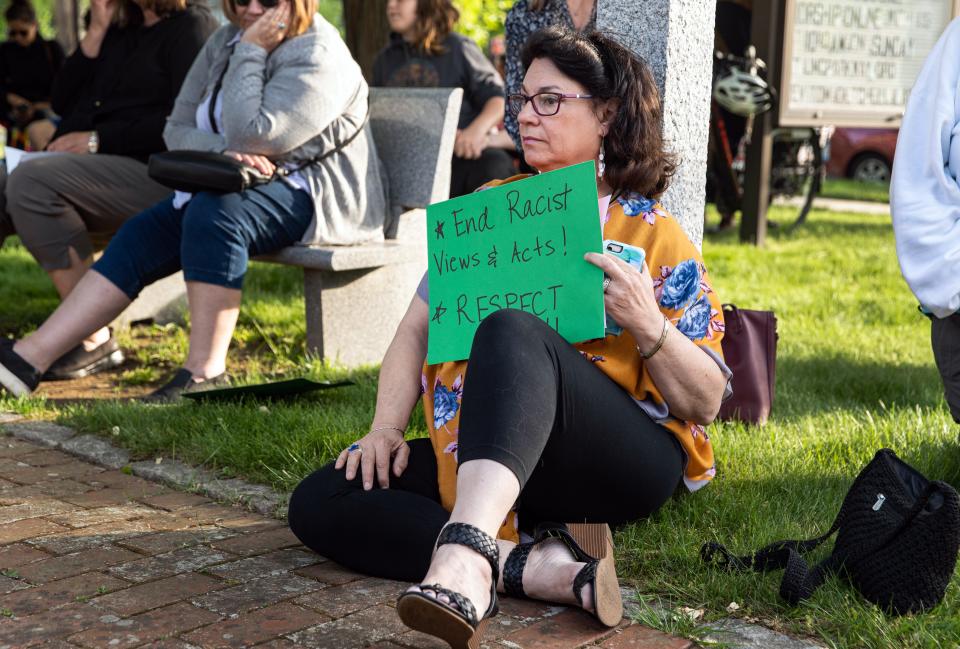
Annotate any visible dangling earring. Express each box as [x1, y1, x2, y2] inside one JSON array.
[[597, 139, 606, 179]]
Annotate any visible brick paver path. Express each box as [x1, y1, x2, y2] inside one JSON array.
[[0, 434, 695, 648]]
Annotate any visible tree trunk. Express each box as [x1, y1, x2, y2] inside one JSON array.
[[53, 0, 79, 54], [342, 0, 390, 82]]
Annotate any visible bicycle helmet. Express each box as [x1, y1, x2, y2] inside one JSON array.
[[713, 64, 774, 117]]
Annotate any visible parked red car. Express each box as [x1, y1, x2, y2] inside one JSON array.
[[826, 128, 899, 184]]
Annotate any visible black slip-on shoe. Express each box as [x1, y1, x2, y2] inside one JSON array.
[[0, 339, 41, 397], [140, 368, 230, 403], [43, 335, 124, 381]]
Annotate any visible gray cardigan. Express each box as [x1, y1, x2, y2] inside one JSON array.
[[164, 15, 388, 245]]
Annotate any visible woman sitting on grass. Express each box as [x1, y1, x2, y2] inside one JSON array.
[[288, 26, 731, 649], [0, 0, 386, 401]]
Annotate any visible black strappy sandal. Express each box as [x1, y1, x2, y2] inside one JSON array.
[[503, 522, 623, 627], [396, 522, 500, 649]]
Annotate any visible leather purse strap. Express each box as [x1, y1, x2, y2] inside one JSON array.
[[208, 44, 235, 136], [276, 106, 370, 177]]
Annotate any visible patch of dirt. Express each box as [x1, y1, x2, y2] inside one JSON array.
[[35, 362, 154, 404]]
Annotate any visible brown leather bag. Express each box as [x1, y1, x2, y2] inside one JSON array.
[[717, 304, 778, 424]]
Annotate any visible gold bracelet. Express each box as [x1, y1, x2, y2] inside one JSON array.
[[370, 425, 405, 435], [638, 315, 669, 359]]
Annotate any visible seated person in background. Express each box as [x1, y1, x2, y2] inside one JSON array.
[[373, 0, 516, 198], [891, 16, 960, 424], [0, 0, 65, 151], [0, 0, 387, 402], [0, 0, 216, 380], [289, 26, 730, 649]]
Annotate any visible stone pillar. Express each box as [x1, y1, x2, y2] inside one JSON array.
[[597, 0, 716, 247]]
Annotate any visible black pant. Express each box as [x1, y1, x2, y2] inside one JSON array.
[[932, 313, 960, 423], [450, 149, 517, 198], [288, 310, 684, 581]]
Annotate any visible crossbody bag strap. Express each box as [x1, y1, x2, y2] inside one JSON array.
[[700, 512, 841, 573], [701, 516, 843, 605], [278, 101, 370, 176], [208, 43, 237, 136], [778, 548, 841, 604]]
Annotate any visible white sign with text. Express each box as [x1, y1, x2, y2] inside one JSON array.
[[780, 0, 959, 127]]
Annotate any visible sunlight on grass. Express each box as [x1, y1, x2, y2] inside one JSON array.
[[821, 178, 890, 204], [2, 206, 958, 648]]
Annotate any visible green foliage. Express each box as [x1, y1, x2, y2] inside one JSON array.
[[454, 0, 514, 50], [317, 0, 342, 32]]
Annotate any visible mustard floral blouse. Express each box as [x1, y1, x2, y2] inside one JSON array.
[[418, 175, 731, 542]]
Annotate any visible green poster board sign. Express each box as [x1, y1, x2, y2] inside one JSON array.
[[426, 161, 604, 364]]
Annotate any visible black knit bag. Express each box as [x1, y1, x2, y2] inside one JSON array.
[[701, 449, 960, 615]]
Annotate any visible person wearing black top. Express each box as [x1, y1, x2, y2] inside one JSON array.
[[0, 0, 64, 150], [0, 0, 216, 380], [373, 0, 516, 198]]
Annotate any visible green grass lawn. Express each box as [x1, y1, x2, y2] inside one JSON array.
[[821, 178, 890, 204], [2, 203, 958, 648]]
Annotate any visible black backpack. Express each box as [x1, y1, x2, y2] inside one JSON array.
[[702, 449, 960, 615]]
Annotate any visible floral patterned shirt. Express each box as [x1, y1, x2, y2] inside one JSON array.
[[504, 0, 597, 150], [420, 176, 729, 542]]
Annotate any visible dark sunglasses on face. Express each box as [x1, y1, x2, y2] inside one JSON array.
[[234, 0, 280, 8], [8, 29, 29, 38], [506, 92, 595, 117]]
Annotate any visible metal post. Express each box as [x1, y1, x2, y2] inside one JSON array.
[[739, 0, 784, 245]]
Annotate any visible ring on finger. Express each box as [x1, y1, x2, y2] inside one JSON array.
[[346, 442, 362, 454], [602, 276, 612, 292], [277, 21, 286, 29]]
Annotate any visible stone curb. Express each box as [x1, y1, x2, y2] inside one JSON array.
[[1, 416, 288, 518], [0, 413, 826, 649]]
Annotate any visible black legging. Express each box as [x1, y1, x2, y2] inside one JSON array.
[[288, 309, 684, 581]]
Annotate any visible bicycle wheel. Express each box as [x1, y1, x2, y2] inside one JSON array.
[[788, 134, 822, 231]]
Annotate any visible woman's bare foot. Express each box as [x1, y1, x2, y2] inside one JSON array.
[[501, 537, 594, 613], [407, 542, 493, 618]]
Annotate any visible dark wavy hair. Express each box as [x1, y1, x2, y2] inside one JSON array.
[[6, 0, 37, 23], [407, 0, 459, 55], [521, 26, 676, 199]]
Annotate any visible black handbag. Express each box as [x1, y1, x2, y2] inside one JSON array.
[[147, 150, 275, 194], [701, 449, 960, 615]]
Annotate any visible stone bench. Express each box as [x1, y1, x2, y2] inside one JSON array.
[[116, 88, 462, 367], [257, 87, 463, 366]]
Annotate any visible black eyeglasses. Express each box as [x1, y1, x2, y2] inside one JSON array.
[[8, 29, 29, 38], [506, 92, 594, 117], [234, 0, 280, 8]]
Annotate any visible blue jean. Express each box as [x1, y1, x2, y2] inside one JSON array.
[[92, 181, 313, 299]]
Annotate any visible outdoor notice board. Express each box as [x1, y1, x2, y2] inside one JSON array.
[[780, 0, 960, 127], [426, 161, 604, 364]]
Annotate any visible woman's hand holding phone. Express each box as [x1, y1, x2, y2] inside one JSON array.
[[585, 243, 664, 347], [241, 0, 292, 53]]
